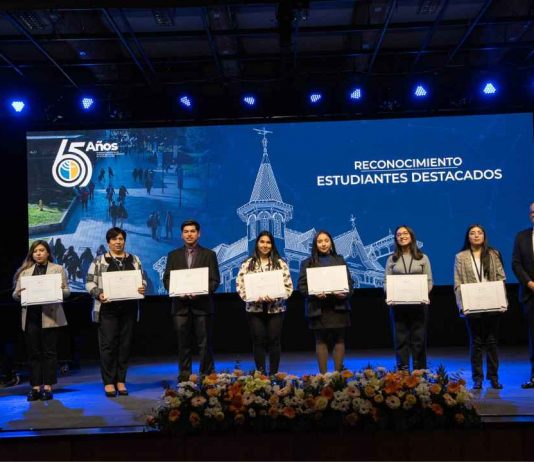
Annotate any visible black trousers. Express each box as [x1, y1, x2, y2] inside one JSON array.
[[247, 312, 284, 375], [98, 302, 137, 385], [25, 306, 58, 386], [465, 314, 500, 381], [526, 307, 534, 378], [389, 305, 428, 371], [173, 312, 214, 380]]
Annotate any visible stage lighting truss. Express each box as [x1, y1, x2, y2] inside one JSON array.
[[11, 101, 25, 113]]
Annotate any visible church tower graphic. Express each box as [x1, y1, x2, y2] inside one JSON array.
[[212, 128, 412, 292]]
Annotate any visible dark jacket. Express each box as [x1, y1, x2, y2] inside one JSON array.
[[512, 228, 534, 311], [163, 245, 220, 315], [297, 254, 353, 319]]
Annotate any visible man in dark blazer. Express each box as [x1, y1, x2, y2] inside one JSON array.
[[512, 203, 534, 388], [163, 220, 220, 381]]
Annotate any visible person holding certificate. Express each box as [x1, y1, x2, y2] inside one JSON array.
[[12, 240, 70, 401], [297, 230, 353, 374], [85, 227, 146, 397], [454, 224, 505, 390], [384, 226, 433, 372], [163, 220, 220, 382], [236, 231, 293, 375]]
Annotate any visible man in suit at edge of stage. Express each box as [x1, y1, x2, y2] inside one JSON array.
[[163, 220, 221, 382], [512, 202, 534, 389]]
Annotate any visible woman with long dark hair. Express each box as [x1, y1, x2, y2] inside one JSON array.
[[12, 240, 70, 401], [384, 225, 433, 371], [236, 231, 293, 375], [454, 224, 506, 389], [298, 230, 353, 373]]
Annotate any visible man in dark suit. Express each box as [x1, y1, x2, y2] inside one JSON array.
[[512, 202, 534, 388], [163, 220, 220, 381]]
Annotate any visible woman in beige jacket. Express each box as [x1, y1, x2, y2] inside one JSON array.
[[454, 224, 506, 390], [13, 240, 70, 401]]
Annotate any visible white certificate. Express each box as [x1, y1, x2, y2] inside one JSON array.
[[243, 270, 286, 302], [102, 270, 144, 301], [20, 273, 63, 306], [306, 265, 349, 295], [169, 267, 209, 297], [460, 281, 507, 314], [386, 274, 430, 305]]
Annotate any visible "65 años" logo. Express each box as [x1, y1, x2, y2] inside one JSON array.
[[52, 139, 93, 188]]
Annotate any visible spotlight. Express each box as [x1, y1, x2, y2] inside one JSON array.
[[414, 85, 428, 97], [309, 93, 322, 104], [10, 100, 26, 113], [178, 95, 192, 108], [482, 82, 497, 95], [81, 97, 94, 110], [243, 95, 256, 107], [349, 88, 363, 101]]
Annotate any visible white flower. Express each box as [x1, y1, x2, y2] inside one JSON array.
[[385, 395, 401, 409]]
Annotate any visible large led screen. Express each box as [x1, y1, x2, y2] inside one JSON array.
[[27, 113, 534, 294]]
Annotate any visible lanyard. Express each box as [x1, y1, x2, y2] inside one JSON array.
[[469, 250, 483, 282], [400, 254, 413, 274]]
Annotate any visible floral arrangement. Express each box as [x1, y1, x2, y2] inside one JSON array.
[[147, 366, 480, 433]]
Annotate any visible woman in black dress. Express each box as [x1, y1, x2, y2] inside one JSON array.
[[298, 230, 353, 373]]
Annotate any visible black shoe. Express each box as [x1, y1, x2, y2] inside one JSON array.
[[105, 390, 117, 398], [27, 389, 40, 402], [117, 389, 129, 396], [489, 379, 503, 389], [40, 390, 53, 401], [521, 379, 534, 389], [472, 380, 482, 390]]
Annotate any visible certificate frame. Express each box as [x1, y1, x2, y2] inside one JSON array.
[[20, 273, 63, 306], [169, 267, 209, 297], [243, 270, 286, 302], [102, 269, 144, 302], [386, 274, 430, 305], [460, 280, 507, 314], [306, 265, 349, 295]]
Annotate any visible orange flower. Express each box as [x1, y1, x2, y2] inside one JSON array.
[[454, 413, 465, 424], [164, 389, 177, 398], [282, 406, 296, 419], [431, 403, 444, 416], [275, 372, 288, 380], [189, 412, 201, 427], [233, 369, 244, 377], [364, 385, 376, 397], [384, 380, 402, 395], [403, 375, 420, 388], [268, 407, 279, 419], [269, 394, 280, 406], [321, 386, 334, 399], [207, 387, 219, 397], [430, 384, 442, 395], [203, 373, 219, 385], [364, 369, 375, 378], [189, 374, 198, 383], [341, 370, 354, 379], [447, 381, 462, 394], [168, 409, 181, 422]]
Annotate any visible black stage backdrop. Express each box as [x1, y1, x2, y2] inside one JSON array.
[[0, 121, 529, 362]]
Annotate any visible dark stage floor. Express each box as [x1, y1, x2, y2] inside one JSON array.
[[1, 347, 533, 437]]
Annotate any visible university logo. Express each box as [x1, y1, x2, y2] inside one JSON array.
[[51, 139, 94, 188]]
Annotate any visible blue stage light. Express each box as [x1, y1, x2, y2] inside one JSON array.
[[482, 82, 497, 95], [81, 97, 94, 110], [179, 95, 192, 108], [414, 85, 428, 97], [309, 93, 322, 104], [243, 95, 256, 106], [349, 88, 362, 101], [10, 100, 25, 113]]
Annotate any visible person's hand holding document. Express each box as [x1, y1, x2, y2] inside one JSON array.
[[20, 273, 63, 306], [243, 270, 286, 302], [460, 281, 507, 314], [169, 267, 209, 297], [306, 265, 349, 296], [386, 274, 430, 305], [101, 270, 144, 302]]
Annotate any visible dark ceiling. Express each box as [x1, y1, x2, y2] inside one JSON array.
[[1, 0, 534, 123]]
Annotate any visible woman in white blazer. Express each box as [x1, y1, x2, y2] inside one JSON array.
[[13, 240, 70, 401]]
